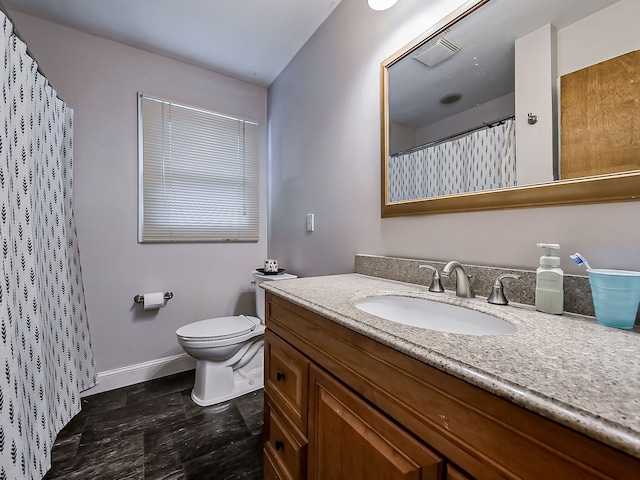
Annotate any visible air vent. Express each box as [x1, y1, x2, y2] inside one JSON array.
[[413, 37, 460, 67]]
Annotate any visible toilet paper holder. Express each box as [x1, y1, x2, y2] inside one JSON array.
[[134, 291, 173, 304]]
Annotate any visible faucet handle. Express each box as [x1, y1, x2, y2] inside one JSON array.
[[419, 265, 445, 293], [487, 274, 521, 305]]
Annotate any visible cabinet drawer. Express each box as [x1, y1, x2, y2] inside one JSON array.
[[264, 447, 294, 480], [264, 398, 307, 480], [265, 330, 309, 434], [263, 449, 280, 480], [446, 464, 474, 480]]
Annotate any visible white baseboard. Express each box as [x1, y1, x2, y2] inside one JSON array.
[[81, 353, 196, 397]]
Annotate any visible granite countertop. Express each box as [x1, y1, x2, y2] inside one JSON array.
[[262, 273, 640, 459]]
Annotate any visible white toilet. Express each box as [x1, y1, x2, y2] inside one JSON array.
[[176, 270, 296, 406]]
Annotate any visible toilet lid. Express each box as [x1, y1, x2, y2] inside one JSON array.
[[176, 315, 259, 341]]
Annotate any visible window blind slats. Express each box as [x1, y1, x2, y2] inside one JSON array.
[[139, 94, 259, 242]]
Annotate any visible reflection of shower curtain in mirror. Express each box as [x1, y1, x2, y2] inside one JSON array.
[[389, 119, 516, 202], [0, 11, 96, 479]]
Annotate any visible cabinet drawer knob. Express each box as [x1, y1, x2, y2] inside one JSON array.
[[275, 440, 284, 451], [276, 372, 285, 381]]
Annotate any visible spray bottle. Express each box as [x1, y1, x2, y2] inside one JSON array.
[[535, 243, 563, 314]]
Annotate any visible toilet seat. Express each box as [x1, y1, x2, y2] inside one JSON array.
[[176, 315, 263, 346]]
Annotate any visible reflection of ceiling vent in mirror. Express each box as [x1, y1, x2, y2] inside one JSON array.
[[413, 38, 460, 67]]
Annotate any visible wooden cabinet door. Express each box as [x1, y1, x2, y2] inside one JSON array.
[[308, 365, 444, 480], [560, 49, 640, 179]]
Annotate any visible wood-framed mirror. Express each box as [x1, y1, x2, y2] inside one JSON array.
[[381, 0, 640, 217]]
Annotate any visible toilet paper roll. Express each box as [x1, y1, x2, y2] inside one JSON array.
[[143, 292, 165, 310]]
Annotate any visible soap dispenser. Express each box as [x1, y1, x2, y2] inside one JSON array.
[[535, 243, 563, 314]]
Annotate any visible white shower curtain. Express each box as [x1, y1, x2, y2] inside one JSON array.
[[389, 118, 517, 202], [0, 12, 96, 480]]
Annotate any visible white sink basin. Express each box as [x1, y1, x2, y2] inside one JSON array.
[[355, 295, 517, 336]]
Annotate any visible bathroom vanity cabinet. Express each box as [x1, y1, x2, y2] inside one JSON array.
[[263, 291, 640, 479]]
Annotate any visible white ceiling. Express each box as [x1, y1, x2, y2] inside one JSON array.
[[389, 0, 621, 129], [2, 0, 342, 87]]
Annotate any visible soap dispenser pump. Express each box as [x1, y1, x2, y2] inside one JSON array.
[[535, 243, 563, 314]]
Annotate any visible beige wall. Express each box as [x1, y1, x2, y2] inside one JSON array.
[[267, 0, 640, 278], [558, 0, 639, 76], [10, 12, 268, 383]]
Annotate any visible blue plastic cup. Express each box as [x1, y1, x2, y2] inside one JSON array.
[[588, 269, 640, 329]]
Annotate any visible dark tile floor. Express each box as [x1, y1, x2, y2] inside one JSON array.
[[43, 370, 264, 480]]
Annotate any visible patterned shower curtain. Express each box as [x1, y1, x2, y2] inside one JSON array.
[[389, 118, 516, 202], [0, 12, 96, 480]]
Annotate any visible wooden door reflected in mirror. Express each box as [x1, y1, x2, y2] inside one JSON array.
[[561, 50, 640, 179]]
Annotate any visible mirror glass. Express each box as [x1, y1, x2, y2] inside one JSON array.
[[382, 0, 640, 216]]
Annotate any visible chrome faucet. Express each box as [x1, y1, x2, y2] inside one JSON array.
[[441, 261, 475, 298], [487, 273, 521, 305]]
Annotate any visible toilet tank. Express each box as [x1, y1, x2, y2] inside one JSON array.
[[253, 271, 297, 321]]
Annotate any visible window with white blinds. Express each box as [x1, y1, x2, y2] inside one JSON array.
[[138, 94, 259, 242]]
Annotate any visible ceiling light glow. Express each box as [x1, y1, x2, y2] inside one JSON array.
[[368, 0, 398, 11]]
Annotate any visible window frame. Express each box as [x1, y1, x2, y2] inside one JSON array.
[[137, 93, 260, 243]]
